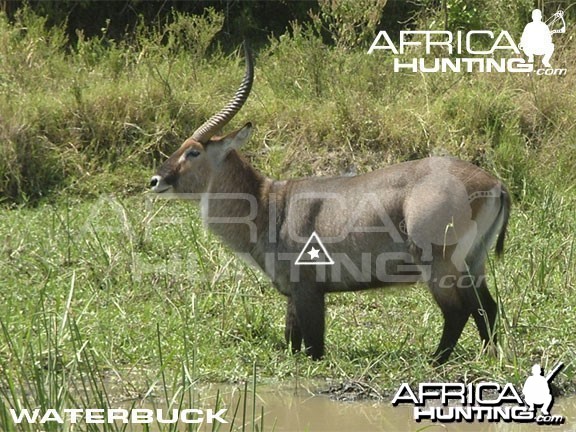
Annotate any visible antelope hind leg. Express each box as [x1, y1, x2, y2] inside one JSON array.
[[466, 274, 498, 353], [428, 259, 471, 365]]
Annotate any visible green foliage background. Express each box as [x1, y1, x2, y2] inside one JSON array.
[[0, 0, 574, 204]]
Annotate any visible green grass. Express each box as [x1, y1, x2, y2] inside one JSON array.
[[1, 4, 576, 431], [1, 186, 575, 387]]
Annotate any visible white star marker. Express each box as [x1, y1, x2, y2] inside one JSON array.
[[294, 231, 334, 266], [307, 247, 320, 260]]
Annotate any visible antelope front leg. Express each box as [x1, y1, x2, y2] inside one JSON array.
[[285, 296, 303, 353], [291, 285, 325, 360]]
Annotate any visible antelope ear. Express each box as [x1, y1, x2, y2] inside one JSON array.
[[207, 123, 253, 162], [220, 122, 252, 153], [208, 123, 252, 159]]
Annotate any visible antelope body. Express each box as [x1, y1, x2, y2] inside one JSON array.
[[150, 45, 510, 364]]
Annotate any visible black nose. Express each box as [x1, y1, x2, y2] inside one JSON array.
[[150, 177, 158, 188]]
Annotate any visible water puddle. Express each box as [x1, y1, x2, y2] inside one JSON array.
[[114, 381, 576, 431], [240, 385, 575, 432]]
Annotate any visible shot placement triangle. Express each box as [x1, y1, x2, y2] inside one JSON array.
[[295, 231, 334, 265]]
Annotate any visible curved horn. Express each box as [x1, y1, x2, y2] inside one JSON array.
[[191, 42, 254, 143]]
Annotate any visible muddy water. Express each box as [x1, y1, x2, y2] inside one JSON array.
[[244, 384, 576, 432], [122, 382, 576, 432], [262, 393, 576, 432]]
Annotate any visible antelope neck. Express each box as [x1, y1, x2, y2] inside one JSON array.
[[202, 150, 272, 254]]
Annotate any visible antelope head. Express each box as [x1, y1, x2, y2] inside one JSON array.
[[150, 44, 254, 196]]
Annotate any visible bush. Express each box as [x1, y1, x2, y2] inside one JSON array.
[[0, 5, 574, 204]]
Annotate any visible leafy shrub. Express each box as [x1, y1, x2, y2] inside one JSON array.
[[0, 4, 575, 205]]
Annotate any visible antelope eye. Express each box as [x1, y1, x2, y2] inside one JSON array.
[[186, 149, 201, 158]]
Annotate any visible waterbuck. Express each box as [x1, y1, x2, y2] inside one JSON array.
[[150, 45, 510, 364]]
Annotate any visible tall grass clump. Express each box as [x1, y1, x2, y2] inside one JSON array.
[[0, 7, 227, 204], [1, 4, 575, 204], [0, 287, 267, 431], [0, 8, 70, 203]]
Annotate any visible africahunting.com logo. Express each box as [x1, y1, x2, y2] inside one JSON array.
[[392, 362, 565, 425], [368, 8, 567, 75]]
